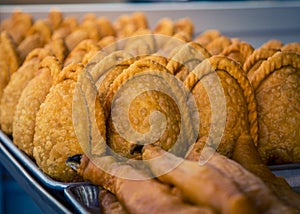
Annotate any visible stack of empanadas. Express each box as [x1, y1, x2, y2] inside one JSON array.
[[1, 9, 300, 213]]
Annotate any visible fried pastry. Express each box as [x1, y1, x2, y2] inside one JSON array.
[[13, 56, 62, 158], [47, 10, 63, 31], [281, 42, 300, 54], [194, 29, 221, 47], [51, 16, 78, 40], [166, 41, 211, 81], [67, 154, 214, 214], [0, 11, 33, 44], [153, 18, 174, 36], [221, 41, 254, 66], [98, 36, 116, 50], [44, 38, 69, 63], [96, 17, 116, 38], [233, 134, 300, 211], [33, 63, 85, 182], [99, 189, 128, 214], [65, 29, 90, 51], [260, 39, 283, 50], [104, 57, 197, 159], [0, 31, 20, 101], [205, 35, 232, 55], [104, 58, 175, 158], [243, 48, 278, 78], [174, 18, 194, 41], [0, 48, 52, 134], [249, 52, 300, 164], [64, 39, 101, 66], [114, 12, 148, 38], [184, 55, 258, 158], [143, 145, 296, 214]]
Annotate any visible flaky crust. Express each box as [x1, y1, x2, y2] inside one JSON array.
[[33, 63, 84, 182], [0, 48, 52, 134], [13, 56, 61, 157], [221, 41, 254, 66], [243, 48, 278, 78], [184, 56, 257, 157], [250, 52, 300, 164]]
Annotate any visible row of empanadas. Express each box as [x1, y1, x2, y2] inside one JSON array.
[[0, 10, 300, 213]]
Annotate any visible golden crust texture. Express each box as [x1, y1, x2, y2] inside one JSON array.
[[184, 56, 257, 158], [13, 56, 62, 157], [250, 52, 300, 164], [0, 48, 53, 134], [33, 63, 84, 182]]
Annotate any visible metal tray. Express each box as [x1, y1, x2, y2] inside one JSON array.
[[0, 140, 72, 213], [64, 183, 101, 214], [0, 130, 75, 190]]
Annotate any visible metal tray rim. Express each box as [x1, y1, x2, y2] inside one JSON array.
[[0, 130, 76, 190]]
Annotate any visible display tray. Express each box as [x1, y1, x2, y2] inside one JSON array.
[[0, 130, 75, 190], [64, 183, 101, 214], [0, 1, 300, 213], [0, 138, 72, 214]]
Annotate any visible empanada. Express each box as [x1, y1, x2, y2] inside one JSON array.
[[249, 52, 300, 164], [33, 63, 85, 182], [0, 31, 20, 101], [184, 55, 257, 158], [243, 48, 278, 78], [13, 56, 62, 157], [221, 41, 254, 66], [0, 48, 52, 134]]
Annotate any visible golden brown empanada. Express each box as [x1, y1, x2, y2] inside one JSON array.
[[0, 48, 52, 134], [243, 48, 278, 78], [184, 55, 257, 158], [194, 29, 221, 47], [33, 63, 85, 182], [249, 52, 300, 164], [0, 11, 33, 44], [221, 41, 254, 66], [0, 31, 20, 101]]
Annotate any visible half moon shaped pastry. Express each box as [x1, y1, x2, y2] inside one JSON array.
[[0, 11, 33, 44], [51, 16, 78, 40], [243, 48, 278, 78], [96, 17, 116, 38], [104, 57, 197, 159], [194, 29, 221, 47], [221, 41, 254, 66], [281, 42, 300, 54], [153, 18, 174, 36], [104, 58, 177, 159], [114, 12, 148, 39], [249, 52, 300, 164], [174, 17, 194, 42], [205, 35, 232, 55], [259, 39, 283, 50], [33, 63, 85, 182], [44, 38, 69, 63], [166, 41, 211, 81], [0, 31, 20, 101], [0, 48, 52, 134], [13, 56, 62, 158], [64, 39, 101, 66], [184, 55, 258, 158], [47, 10, 63, 31]]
